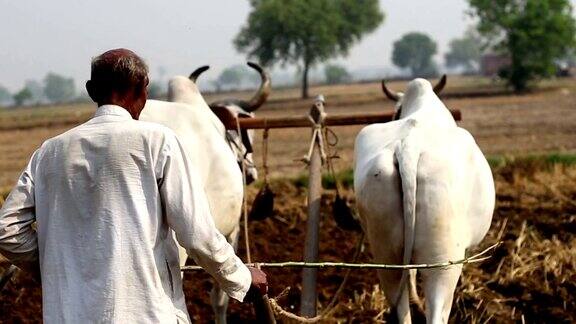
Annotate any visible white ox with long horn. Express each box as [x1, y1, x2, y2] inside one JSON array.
[[139, 62, 270, 324], [353, 76, 494, 324]]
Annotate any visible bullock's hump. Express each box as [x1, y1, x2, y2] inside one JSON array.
[[356, 121, 402, 145], [167, 76, 205, 103], [405, 118, 418, 128], [168, 76, 198, 91], [406, 78, 433, 95]]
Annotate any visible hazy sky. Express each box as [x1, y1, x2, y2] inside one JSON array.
[[0, 1, 573, 92]]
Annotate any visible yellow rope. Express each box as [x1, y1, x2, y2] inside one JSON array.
[[236, 117, 251, 263], [181, 242, 500, 272]]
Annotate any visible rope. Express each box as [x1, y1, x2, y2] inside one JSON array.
[[301, 104, 327, 165], [315, 233, 365, 319], [264, 234, 366, 323], [236, 118, 252, 264], [181, 241, 499, 272], [323, 127, 343, 197], [262, 122, 270, 184], [268, 297, 323, 323], [227, 241, 498, 323]]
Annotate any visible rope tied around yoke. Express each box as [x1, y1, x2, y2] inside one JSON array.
[[296, 96, 360, 231], [301, 96, 328, 165], [236, 117, 252, 264], [262, 123, 270, 184], [248, 121, 275, 222]]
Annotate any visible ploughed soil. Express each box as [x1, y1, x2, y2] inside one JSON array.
[[1, 160, 575, 323]]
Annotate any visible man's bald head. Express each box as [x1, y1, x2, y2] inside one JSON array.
[[87, 48, 149, 118]]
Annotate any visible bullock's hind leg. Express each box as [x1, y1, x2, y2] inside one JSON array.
[[421, 265, 462, 324], [377, 269, 412, 324], [210, 225, 240, 324]]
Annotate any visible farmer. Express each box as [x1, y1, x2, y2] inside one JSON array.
[[0, 48, 267, 323]]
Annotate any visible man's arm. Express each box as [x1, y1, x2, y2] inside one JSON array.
[[157, 133, 255, 301], [0, 151, 40, 279]]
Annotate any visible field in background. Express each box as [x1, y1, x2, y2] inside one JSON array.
[[0, 76, 575, 322], [2, 75, 576, 190]]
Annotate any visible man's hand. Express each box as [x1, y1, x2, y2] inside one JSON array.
[[244, 266, 268, 302]]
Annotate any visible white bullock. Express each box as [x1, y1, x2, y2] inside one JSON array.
[[354, 77, 495, 323], [139, 63, 270, 324]]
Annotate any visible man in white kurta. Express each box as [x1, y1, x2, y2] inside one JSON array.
[[0, 49, 265, 323]]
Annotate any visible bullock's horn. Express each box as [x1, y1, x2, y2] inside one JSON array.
[[189, 65, 210, 82], [381, 80, 400, 102], [433, 74, 447, 95], [243, 62, 271, 112]]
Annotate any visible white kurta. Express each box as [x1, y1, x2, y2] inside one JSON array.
[[0, 105, 251, 323]]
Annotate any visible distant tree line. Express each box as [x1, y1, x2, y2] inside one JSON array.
[[0, 72, 79, 107], [384, 0, 576, 92], [4, 0, 574, 107], [469, 0, 576, 92], [230, 0, 575, 95], [205, 63, 353, 91], [389, 29, 483, 78], [0, 64, 356, 107]]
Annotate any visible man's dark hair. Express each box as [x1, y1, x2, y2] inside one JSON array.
[[89, 49, 149, 102]]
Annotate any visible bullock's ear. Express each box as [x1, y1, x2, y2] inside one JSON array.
[[433, 75, 447, 95], [210, 105, 237, 130]]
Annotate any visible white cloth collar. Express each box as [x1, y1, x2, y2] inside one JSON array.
[[94, 105, 133, 119]]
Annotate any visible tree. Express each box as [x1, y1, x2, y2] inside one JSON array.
[[235, 0, 384, 98], [44, 72, 76, 103], [445, 29, 483, 73], [13, 87, 32, 106], [563, 49, 576, 68], [216, 66, 244, 90], [392, 32, 438, 77], [213, 65, 266, 91], [24, 80, 45, 104], [0, 85, 11, 106], [468, 0, 576, 92], [324, 64, 351, 84], [147, 81, 163, 99]]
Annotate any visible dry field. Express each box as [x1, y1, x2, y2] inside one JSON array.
[[0, 76, 575, 323], [1, 76, 575, 188]]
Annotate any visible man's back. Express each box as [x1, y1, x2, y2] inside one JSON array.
[[33, 105, 190, 322], [0, 48, 265, 324]]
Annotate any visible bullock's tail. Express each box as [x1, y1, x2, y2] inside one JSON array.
[[409, 269, 425, 314], [393, 119, 419, 306]]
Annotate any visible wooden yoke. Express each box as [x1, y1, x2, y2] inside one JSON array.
[[218, 109, 462, 130]]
